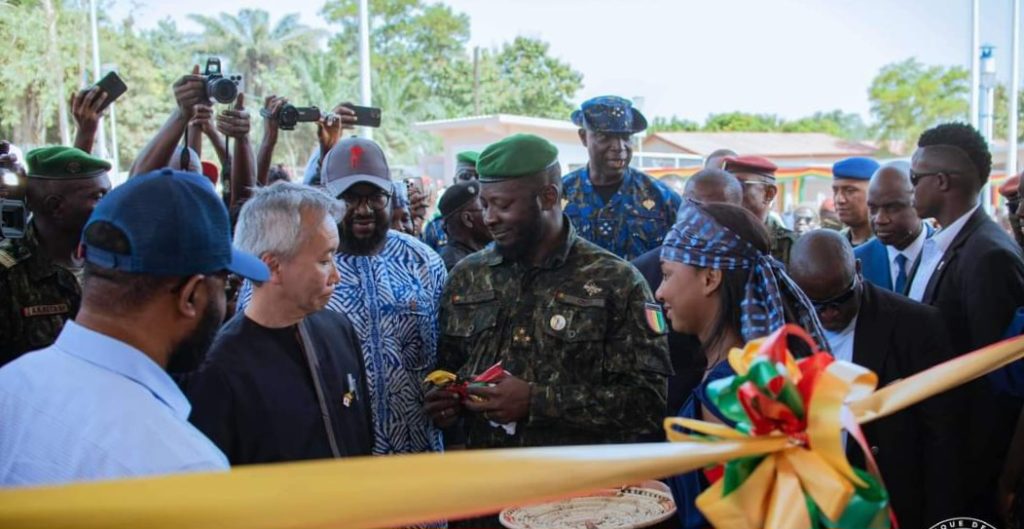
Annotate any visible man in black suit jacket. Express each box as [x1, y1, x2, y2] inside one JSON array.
[[791, 230, 964, 529], [905, 123, 1024, 521], [631, 168, 743, 418]]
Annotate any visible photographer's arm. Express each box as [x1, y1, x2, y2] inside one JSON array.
[[129, 66, 205, 177], [218, 94, 255, 208], [71, 88, 108, 154], [256, 95, 287, 187]]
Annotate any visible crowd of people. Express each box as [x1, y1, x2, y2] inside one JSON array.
[[2, 69, 1024, 529]]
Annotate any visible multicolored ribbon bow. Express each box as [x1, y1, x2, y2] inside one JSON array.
[[667, 324, 891, 529]]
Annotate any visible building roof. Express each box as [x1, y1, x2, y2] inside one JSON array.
[[645, 132, 877, 158], [414, 114, 578, 132]]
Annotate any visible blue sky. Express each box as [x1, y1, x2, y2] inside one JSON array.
[[108, 0, 1020, 123]]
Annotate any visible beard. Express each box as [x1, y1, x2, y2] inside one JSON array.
[[340, 209, 390, 255], [166, 297, 224, 374], [494, 203, 545, 261]]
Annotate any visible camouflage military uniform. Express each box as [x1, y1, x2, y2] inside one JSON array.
[[562, 166, 682, 261], [0, 222, 81, 366], [766, 215, 798, 267], [438, 220, 672, 449]]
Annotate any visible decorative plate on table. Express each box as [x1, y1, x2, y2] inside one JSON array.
[[498, 484, 676, 529]]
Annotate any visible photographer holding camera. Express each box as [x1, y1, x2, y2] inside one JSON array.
[[0, 145, 112, 367]]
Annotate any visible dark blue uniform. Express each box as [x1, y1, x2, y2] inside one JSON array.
[[421, 216, 446, 252], [562, 166, 681, 261]]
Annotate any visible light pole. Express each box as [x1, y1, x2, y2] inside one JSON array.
[[1010, 0, 1021, 182], [971, 0, 981, 129], [89, 0, 107, 160], [358, 0, 373, 141]]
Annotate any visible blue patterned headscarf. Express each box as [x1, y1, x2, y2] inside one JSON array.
[[661, 200, 829, 351]]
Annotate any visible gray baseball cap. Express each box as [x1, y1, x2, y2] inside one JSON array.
[[322, 137, 392, 198]]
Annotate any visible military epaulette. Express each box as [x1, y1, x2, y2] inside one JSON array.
[[0, 248, 17, 269]]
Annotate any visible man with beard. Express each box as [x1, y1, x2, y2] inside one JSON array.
[[189, 183, 372, 464], [832, 157, 880, 247], [855, 163, 932, 293], [238, 137, 447, 457], [427, 134, 671, 457], [436, 180, 491, 271], [562, 96, 681, 261], [0, 169, 269, 486]]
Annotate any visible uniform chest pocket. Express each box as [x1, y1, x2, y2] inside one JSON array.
[[444, 290, 499, 338], [542, 293, 608, 342]]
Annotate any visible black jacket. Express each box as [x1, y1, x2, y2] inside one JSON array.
[[909, 207, 1024, 519], [848, 282, 964, 529], [188, 309, 373, 464]]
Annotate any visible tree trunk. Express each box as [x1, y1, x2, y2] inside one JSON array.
[[43, 0, 70, 146]]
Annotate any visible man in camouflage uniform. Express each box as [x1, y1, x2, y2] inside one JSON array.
[[723, 155, 798, 266], [424, 134, 672, 453], [0, 146, 111, 366], [562, 96, 681, 261]]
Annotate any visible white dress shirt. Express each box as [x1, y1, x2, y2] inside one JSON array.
[[908, 205, 980, 302], [823, 315, 858, 364], [884, 222, 928, 289]]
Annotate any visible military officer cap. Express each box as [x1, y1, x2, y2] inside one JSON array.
[[571, 95, 648, 134], [1000, 174, 1021, 199], [439, 181, 482, 217], [26, 146, 110, 180], [723, 155, 778, 180], [477, 134, 559, 183], [832, 157, 880, 181], [456, 151, 479, 166]]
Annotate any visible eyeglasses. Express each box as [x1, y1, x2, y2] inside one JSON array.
[[340, 191, 391, 210], [810, 277, 859, 312], [909, 170, 958, 186]]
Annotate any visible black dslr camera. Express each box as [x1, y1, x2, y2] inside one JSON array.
[[261, 104, 321, 131], [203, 58, 242, 104]]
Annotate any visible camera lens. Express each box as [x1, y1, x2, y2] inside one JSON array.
[[278, 105, 298, 129], [207, 78, 238, 104]]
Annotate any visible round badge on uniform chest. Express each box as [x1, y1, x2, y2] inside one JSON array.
[[550, 314, 567, 331]]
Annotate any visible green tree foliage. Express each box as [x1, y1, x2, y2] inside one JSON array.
[[649, 116, 700, 133], [868, 58, 969, 152]]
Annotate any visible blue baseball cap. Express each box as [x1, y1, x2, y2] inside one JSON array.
[[571, 96, 648, 134], [81, 169, 269, 282], [832, 157, 880, 181]]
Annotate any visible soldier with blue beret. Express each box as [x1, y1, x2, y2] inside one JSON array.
[[0, 146, 112, 366], [562, 96, 682, 261], [427, 133, 672, 476], [832, 156, 880, 247]]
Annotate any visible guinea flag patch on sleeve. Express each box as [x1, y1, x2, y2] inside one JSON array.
[[644, 303, 668, 334]]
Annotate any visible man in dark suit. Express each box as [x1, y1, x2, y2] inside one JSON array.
[[856, 162, 933, 293], [790, 230, 963, 529], [906, 122, 1024, 521], [632, 168, 742, 417]]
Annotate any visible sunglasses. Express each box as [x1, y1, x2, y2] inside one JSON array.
[[909, 170, 960, 186], [810, 277, 859, 312]]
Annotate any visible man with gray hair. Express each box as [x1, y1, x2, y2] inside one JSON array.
[[188, 182, 373, 464]]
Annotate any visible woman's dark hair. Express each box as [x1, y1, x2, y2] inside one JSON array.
[[698, 203, 770, 354]]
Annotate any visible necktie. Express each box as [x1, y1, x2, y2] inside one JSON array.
[[894, 253, 908, 293]]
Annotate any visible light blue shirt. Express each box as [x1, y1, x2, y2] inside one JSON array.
[[908, 205, 980, 302], [0, 321, 228, 487], [823, 315, 858, 364]]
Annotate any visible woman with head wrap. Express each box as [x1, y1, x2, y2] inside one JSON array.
[[390, 181, 416, 236], [655, 199, 828, 529]]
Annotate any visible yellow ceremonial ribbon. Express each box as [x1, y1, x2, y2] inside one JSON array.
[[0, 335, 1023, 529]]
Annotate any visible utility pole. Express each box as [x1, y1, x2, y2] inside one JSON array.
[[473, 46, 480, 115], [358, 0, 373, 141], [971, 0, 981, 129], [89, 0, 107, 158]]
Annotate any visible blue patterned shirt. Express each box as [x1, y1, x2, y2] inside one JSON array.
[[421, 216, 447, 252], [562, 166, 682, 261], [240, 231, 446, 455]]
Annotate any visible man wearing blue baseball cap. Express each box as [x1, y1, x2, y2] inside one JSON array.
[[562, 96, 682, 261], [832, 156, 880, 247], [0, 169, 269, 486]]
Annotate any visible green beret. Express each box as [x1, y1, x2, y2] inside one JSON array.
[[26, 146, 110, 180], [456, 151, 479, 165], [477, 134, 558, 182]]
